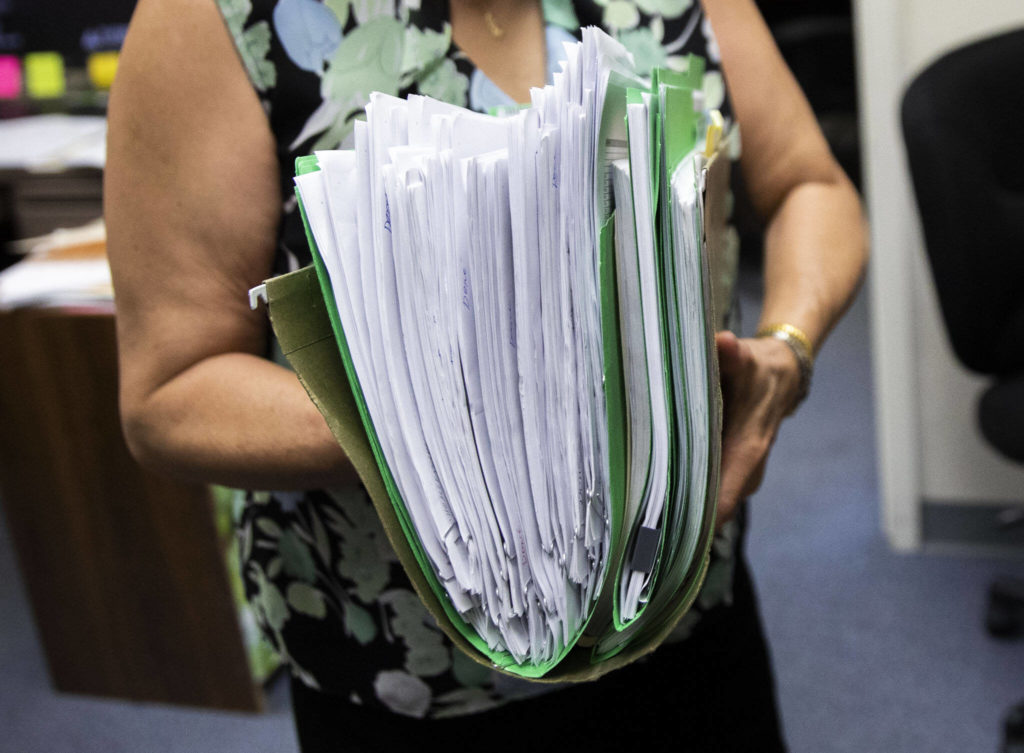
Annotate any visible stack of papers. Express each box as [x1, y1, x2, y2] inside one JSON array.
[[0, 115, 106, 171], [286, 27, 735, 678]]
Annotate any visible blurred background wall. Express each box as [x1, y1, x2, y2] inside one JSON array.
[[855, 0, 1024, 551]]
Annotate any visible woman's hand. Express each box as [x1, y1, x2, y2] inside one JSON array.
[[715, 330, 803, 526]]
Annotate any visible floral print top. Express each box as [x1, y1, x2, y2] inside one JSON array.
[[215, 0, 738, 719]]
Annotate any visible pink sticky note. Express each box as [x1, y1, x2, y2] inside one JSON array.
[[0, 56, 21, 99]]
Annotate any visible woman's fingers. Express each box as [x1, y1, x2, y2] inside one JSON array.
[[714, 335, 800, 527]]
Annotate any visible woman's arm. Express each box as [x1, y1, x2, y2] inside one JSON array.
[[701, 0, 869, 521], [106, 0, 354, 489]]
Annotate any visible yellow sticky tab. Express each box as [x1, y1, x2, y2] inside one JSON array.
[[704, 109, 724, 158], [25, 51, 65, 99], [87, 51, 119, 90]]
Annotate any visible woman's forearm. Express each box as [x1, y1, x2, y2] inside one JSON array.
[[758, 177, 868, 351], [122, 352, 355, 490], [701, 0, 868, 350]]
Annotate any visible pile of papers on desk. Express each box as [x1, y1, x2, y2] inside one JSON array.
[[0, 116, 106, 171], [0, 219, 112, 310], [283, 26, 736, 679]]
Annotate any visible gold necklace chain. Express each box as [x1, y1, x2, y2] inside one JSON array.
[[483, 10, 506, 39]]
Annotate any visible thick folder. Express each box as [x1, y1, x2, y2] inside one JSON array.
[[263, 264, 711, 681], [261, 37, 736, 679]]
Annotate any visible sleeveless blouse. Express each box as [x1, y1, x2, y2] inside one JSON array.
[[215, 0, 739, 719]]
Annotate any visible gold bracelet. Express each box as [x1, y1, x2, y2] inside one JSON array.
[[755, 322, 814, 408]]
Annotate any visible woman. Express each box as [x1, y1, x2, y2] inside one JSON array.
[[105, 0, 866, 749]]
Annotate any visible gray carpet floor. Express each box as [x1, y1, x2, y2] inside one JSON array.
[[744, 274, 1024, 753], [1, 272, 1022, 753]]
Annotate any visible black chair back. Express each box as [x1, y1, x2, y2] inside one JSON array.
[[902, 28, 1024, 377]]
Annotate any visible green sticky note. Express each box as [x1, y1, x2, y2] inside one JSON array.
[[24, 51, 65, 99]]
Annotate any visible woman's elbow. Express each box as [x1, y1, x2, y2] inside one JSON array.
[[119, 388, 179, 477]]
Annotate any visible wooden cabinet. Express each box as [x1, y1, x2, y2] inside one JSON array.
[[0, 308, 265, 710]]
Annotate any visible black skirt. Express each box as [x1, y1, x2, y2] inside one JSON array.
[[290, 547, 788, 753]]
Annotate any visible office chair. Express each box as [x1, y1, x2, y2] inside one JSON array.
[[901, 26, 1024, 753]]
